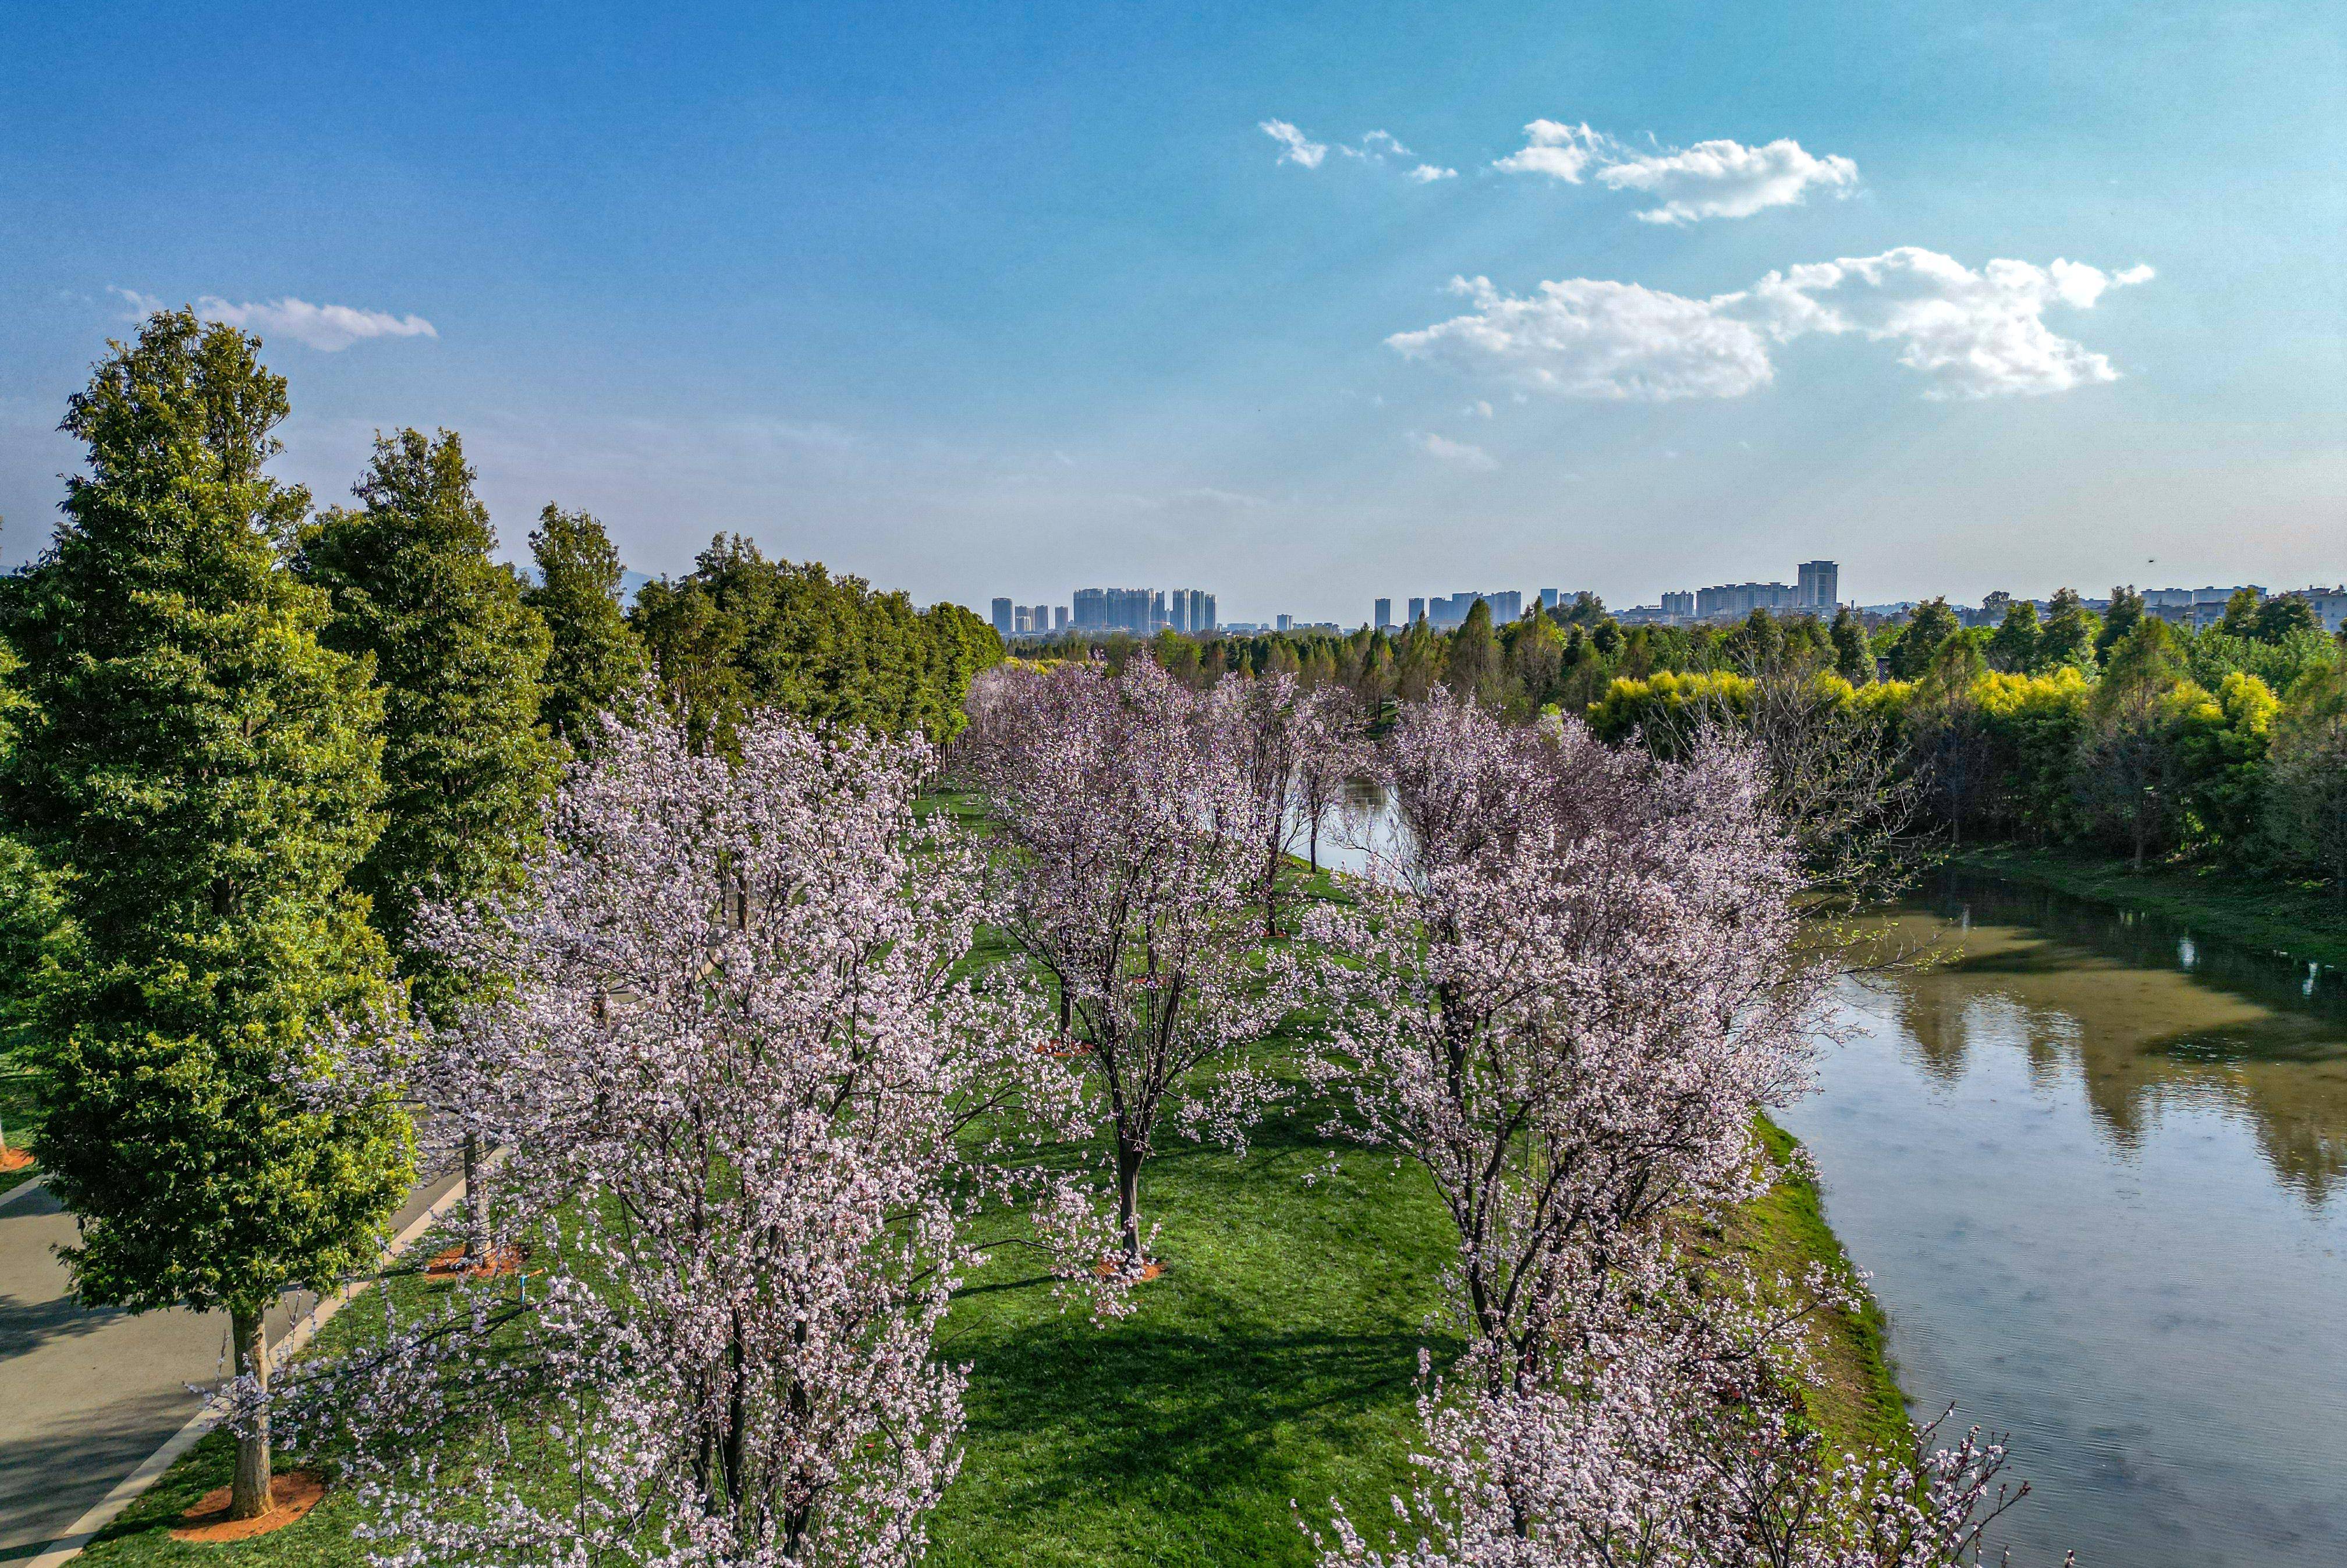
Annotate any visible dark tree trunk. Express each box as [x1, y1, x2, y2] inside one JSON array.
[[229, 1304, 273, 1519], [463, 1129, 487, 1262], [1114, 1133, 1146, 1267]]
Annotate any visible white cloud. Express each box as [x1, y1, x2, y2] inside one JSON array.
[[1264, 120, 1452, 183], [110, 286, 437, 351], [1389, 249, 2153, 402], [1596, 137, 1859, 225], [1388, 275, 1775, 402], [1490, 120, 1617, 183], [1260, 119, 1327, 168], [1744, 248, 2156, 398], [1494, 124, 1859, 224], [1409, 431, 1499, 470]]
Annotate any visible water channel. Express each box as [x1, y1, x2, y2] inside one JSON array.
[[1314, 800, 2347, 1566]]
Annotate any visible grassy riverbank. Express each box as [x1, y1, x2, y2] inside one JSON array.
[[1948, 843, 2347, 969]]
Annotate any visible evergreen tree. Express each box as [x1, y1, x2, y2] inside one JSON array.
[[523, 503, 647, 751], [1830, 605, 1871, 684], [2094, 584, 2145, 662], [1986, 598, 2042, 673], [295, 428, 561, 1026], [2252, 594, 2320, 644], [2220, 587, 2259, 637], [2, 314, 411, 1519], [1444, 596, 1501, 700], [1888, 598, 1961, 680], [2038, 587, 2097, 671]]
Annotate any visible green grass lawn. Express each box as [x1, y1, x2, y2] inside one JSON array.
[[1948, 843, 2347, 969]]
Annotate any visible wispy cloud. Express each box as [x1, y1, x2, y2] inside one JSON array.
[[1388, 250, 2153, 402], [112, 286, 438, 351], [1492, 123, 1859, 224], [1263, 120, 1454, 183], [1409, 431, 1499, 470], [1259, 119, 1327, 169]]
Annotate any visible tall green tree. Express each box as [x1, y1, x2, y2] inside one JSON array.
[[294, 430, 561, 1026], [1, 314, 411, 1519], [1887, 598, 1960, 680], [2252, 594, 2320, 644], [2094, 584, 2145, 662], [2038, 587, 2097, 671], [1444, 596, 1500, 701], [1986, 598, 2042, 673], [2266, 666, 2347, 902], [523, 503, 647, 751], [1830, 605, 1871, 684], [2077, 619, 2195, 870], [296, 431, 560, 1265]]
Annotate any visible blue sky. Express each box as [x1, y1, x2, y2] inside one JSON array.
[[2, 1, 2340, 622]]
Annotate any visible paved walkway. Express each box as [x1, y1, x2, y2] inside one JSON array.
[[0, 1172, 460, 1563]]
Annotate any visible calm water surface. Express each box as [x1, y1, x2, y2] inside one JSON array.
[[1778, 876, 2347, 1568], [1320, 800, 2347, 1565]]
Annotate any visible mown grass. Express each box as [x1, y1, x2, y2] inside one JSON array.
[[1949, 843, 2347, 969], [68, 808, 1908, 1566]]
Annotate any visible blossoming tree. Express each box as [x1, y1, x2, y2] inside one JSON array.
[[295, 705, 1091, 1568], [963, 659, 1300, 1271], [1304, 691, 1816, 1392], [1303, 691, 2037, 1565]]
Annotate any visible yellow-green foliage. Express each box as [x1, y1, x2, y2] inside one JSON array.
[[1585, 669, 1754, 744]]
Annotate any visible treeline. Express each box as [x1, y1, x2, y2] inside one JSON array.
[[1036, 586, 2347, 895]]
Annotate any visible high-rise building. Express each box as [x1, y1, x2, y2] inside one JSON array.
[[1488, 590, 1522, 623], [1696, 581, 1799, 620], [1029, 604, 1051, 634], [1275, 613, 1293, 632], [1374, 597, 1392, 630], [1408, 596, 1426, 624], [1796, 560, 1839, 611], [1072, 588, 1107, 629], [1199, 593, 1216, 632], [1540, 588, 1561, 611], [1054, 605, 1069, 631], [991, 597, 1013, 636], [1661, 591, 1694, 618]]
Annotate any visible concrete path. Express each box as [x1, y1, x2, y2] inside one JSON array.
[[0, 1170, 462, 1563]]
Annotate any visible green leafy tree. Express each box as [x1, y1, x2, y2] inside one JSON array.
[[1887, 598, 1961, 680], [1985, 598, 2042, 673], [2038, 587, 2097, 672], [524, 504, 647, 751], [296, 431, 561, 1267], [1444, 596, 1500, 701], [2220, 588, 2259, 637], [2266, 666, 2347, 901], [1, 314, 411, 1519], [2076, 619, 2196, 870], [2252, 594, 2320, 644], [2094, 585, 2144, 662], [295, 429, 561, 1027], [1830, 605, 1871, 684]]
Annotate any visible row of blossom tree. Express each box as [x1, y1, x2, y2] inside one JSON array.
[[279, 658, 2036, 1567]]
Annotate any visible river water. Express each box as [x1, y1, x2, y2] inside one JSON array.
[[1313, 803, 2347, 1566], [1777, 875, 2347, 1568]]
